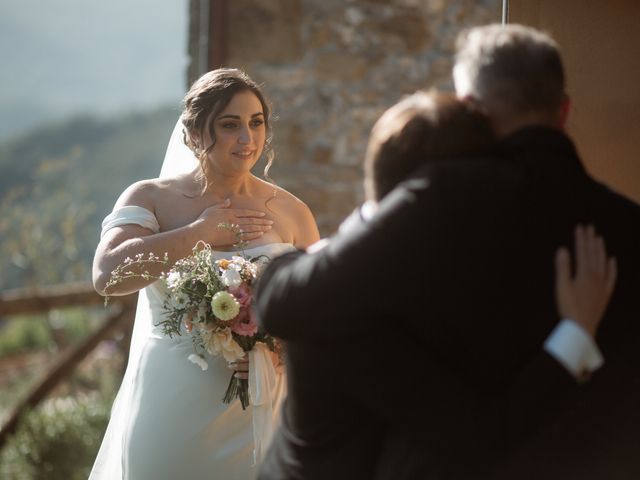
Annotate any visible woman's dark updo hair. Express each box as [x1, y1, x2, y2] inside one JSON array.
[[365, 90, 495, 201], [181, 68, 273, 191]]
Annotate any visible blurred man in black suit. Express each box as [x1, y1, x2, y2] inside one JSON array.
[[256, 24, 638, 479]]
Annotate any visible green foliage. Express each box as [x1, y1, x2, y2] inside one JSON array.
[[0, 355, 49, 420], [0, 395, 110, 480], [0, 106, 179, 290], [0, 181, 95, 289], [0, 106, 180, 474], [0, 308, 116, 423], [0, 317, 51, 357], [0, 307, 101, 357], [50, 307, 98, 345]]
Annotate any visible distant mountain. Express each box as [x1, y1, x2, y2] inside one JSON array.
[[0, 0, 188, 142], [0, 107, 181, 290], [0, 106, 182, 209]]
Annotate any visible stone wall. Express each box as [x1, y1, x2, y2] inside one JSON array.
[[199, 0, 501, 235]]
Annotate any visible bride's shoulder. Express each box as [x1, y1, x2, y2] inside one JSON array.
[[253, 177, 320, 247], [254, 179, 309, 216], [113, 176, 189, 211]]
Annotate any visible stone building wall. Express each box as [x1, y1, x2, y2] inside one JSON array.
[[197, 0, 501, 235]]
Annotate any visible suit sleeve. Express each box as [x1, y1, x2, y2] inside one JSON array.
[[256, 178, 433, 341], [347, 332, 579, 465], [255, 169, 583, 456]]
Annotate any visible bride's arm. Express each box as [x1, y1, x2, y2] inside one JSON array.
[[93, 180, 273, 296]]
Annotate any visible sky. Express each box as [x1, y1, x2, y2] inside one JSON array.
[[0, 0, 189, 141]]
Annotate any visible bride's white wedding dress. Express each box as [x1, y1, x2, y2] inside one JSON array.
[[89, 206, 293, 480]]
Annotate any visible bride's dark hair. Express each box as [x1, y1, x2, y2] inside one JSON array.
[[181, 68, 274, 191], [365, 90, 495, 201]]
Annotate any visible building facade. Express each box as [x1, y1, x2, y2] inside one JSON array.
[[188, 0, 501, 234]]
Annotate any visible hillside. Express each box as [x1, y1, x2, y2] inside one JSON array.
[[0, 0, 188, 141], [0, 107, 180, 290]]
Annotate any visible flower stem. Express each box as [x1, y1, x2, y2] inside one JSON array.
[[223, 375, 250, 410]]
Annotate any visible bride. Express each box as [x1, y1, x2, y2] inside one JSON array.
[[90, 68, 320, 479]]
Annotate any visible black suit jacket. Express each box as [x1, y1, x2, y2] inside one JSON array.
[[256, 126, 640, 479], [490, 127, 640, 479]]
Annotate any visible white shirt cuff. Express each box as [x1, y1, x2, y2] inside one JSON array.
[[543, 319, 604, 381]]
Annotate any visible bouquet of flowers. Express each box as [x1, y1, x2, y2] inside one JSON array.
[[106, 235, 277, 410]]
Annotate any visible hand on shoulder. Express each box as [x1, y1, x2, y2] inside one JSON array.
[[555, 225, 617, 337]]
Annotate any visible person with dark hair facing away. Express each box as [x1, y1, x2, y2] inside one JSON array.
[[256, 87, 618, 479], [364, 90, 495, 202]]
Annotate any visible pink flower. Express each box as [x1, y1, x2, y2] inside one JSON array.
[[229, 284, 252, 307], [230, 307, 258, 336]]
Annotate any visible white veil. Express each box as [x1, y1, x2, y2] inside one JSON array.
[[89, 117, 196, 479], [159, 116, 199, 178]]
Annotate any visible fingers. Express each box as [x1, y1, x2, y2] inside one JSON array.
[[605, 256, 618, 300], [210, 202, 268, 219], [234, 218, 274, 242], [554, 246, 573, 321], [228, 216, 274, 238], [575, 224, 587, 277], [233, 225, 272, 243], [237, 224, 273, 234], [578, 224, 612, 281], [565, 223, 617, 337], [585, 224, 607, 276], [232, 209, 268, 218], [555, 246, 572, 293], [202, 203, 274, 245], [235, 217, 274, 226], [240, 231, 266, 242], [576, 224, 608, 277], [213, 217, 273, 245]]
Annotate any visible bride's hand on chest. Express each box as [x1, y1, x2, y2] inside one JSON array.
[[156, 196, 290, 249], [153, 175, 317, 250], [193, 199, 278, 247]]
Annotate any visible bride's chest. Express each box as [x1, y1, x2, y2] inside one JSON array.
[[154, 195, 256, 228], [154, 196, 292, 245], [154, 198, 211, 231]]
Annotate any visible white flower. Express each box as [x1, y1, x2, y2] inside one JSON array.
[[201, 328, 245, 362], [166, 271, 182, 289], [169, 290, 190, 309], [230, 255, 248, 266], [221, 267, 242, 288], [211, 291, 240, 321], [188, 353, 209, 371]]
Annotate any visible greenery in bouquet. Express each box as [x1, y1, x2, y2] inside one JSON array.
[[104, 230, 277, 410]]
